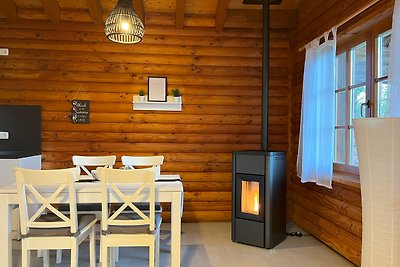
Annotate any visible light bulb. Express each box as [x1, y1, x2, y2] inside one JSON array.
[[121, 22, 130, 31]]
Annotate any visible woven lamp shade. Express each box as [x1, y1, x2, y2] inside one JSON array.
[[104, 0, 144, 44]]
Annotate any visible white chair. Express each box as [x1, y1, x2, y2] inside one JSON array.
[[121, 155, 164, 176], [15, 167, 97, 267], [97, 167, 162, 267], [73, 155, 117, 180], [112, 156, 165, 262], [121, 155, 164, 210], [56, 155, 116, 264]]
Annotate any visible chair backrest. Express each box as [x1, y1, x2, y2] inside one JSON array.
[[72, 155, 116, 180], [15, 167, 80, 236], [121, 155, 164, 177], [97, 167, 156, 232]]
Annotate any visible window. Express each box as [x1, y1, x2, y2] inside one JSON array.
[[334, 23, 392, 173], [376, 30, 391, 117]]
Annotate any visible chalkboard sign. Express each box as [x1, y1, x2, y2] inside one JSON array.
[[72, 100, 90, 124]]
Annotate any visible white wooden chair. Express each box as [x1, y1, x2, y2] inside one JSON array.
[[121, 155, 164, 177], [56, 155, 116, 264], [110, 155, 165, 262], [73, 155, 117, 181], [97, 167, 162, 267], [121, 156, 164, 210], [15, 167, 97, 267]]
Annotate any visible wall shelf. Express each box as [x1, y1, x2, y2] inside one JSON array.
[[133, 95, 182, 111]]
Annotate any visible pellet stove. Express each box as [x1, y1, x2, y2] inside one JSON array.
[[231, 0, 287, 249], [231, 151, 286, 248]]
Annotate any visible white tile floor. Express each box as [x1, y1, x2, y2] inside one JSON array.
[[12, 222, 355, 267]]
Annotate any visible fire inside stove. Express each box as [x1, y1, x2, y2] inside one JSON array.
[[241, 180, 260, 215]]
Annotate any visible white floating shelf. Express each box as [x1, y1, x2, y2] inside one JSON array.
[[133, 95, 182, 111]]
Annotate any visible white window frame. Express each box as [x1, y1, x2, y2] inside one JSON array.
[[334, 19, 392, 175]]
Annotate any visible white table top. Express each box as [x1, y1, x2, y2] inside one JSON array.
[[0, 175, 183, 194]]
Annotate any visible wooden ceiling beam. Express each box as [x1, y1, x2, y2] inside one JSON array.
[[215, 0, 230, 32], [0, 0, 18, 23], [85, 0, 103, 25], [133, 0, 145, 22], [175, 0, 185, 29], [39, 0, 60, 23]]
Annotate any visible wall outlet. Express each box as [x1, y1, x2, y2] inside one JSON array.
[[0, 132, 9, 139], [0, 48, 9, 56]]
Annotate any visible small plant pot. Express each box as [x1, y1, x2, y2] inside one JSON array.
[[139, 96, 145, 102], [174, 96, 181, 102]]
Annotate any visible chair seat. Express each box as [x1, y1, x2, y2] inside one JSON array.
[[103, 213, 162, 235], [23, 214, 97, 238], [57, 203, 102, 212], [111, 202, 163, 213]]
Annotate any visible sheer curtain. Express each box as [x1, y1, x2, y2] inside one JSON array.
[[387, 0, 400, 116], [297, 28, 337, 189]]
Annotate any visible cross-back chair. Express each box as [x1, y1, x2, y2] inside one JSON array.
[[73, 155, 117, 180], [56, 155, 116, 264], [97, 167, 162, 267], [120, 155, 164, 211], [15, 167, 97, 267], [121, 155, 164, 176]]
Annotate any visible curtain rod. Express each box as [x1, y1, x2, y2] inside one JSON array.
[[298, 0, 382, 52]]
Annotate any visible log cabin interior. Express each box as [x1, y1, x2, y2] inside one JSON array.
[[0, 0, 398, 266]]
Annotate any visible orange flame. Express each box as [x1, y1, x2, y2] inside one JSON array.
[[253, 193, 259, 213]]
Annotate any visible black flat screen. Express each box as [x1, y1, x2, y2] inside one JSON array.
[[0, 105, 41, 158]]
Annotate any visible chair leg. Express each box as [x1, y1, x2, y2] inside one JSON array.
[[56, 249, 62, 264], [101, 239, 108, 267], [155, 230, 160, 267], [16, 209, 22, 241], [21, 239, 29, 267], [70, 242, 79, 267], [43, 250, 50, 267], [89, 228, 96, 267], [99, 234, 102, 263], [149, 242, 155, 267]]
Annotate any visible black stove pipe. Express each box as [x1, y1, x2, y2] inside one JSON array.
[[261, 0, 270, 151]]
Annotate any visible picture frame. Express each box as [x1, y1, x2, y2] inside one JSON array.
[[148, 76, 167, 102]]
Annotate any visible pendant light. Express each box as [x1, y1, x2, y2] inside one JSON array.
[[104, 0, 144, 44]]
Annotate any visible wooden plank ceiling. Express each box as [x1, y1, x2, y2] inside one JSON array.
[[0, 0, 301, 30]]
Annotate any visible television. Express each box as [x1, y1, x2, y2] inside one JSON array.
[[0, 105, 41, 159]]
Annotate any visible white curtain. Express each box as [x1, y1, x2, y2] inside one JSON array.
[[297, 28, 337, 189], [388, 0, 400, 116]]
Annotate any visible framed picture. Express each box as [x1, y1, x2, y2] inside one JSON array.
[[148, 76, 167, 102]]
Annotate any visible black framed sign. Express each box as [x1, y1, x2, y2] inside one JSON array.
[[148, 76, 167, 102], [71, 100, 90, 124]]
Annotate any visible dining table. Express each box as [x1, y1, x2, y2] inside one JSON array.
[[0, 174, 184, 267]]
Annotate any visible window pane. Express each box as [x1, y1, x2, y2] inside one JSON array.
[[377, 80, 390, 118], [377, 31, 391, 78], [335, 91, 346, 125], [336, 52, 347, 89], [350, 86, 366, 124], [335, 128, 346, 164], [351, 42, 366, 85], [350, 128, 358, 166]]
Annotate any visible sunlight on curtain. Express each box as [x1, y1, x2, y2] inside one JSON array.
[[297, 28, 337, 189], [388, 0, 400, 116]]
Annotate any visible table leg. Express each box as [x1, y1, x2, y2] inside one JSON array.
[[170, 192, 181, 267], [0, 195, 13, 267]]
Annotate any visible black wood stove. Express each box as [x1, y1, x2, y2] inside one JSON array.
[[231, 0, 287, 249]]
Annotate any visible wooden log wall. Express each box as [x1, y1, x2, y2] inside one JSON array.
[[288, 0, 394, 265], [0, 14, 291, 222]]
